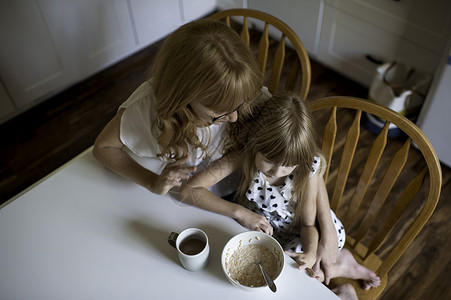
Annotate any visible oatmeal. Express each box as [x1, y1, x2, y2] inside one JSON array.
[[226, 244, 278, 287]]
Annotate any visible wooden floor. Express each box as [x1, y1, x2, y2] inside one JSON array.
[[1, 34, 450, 300]]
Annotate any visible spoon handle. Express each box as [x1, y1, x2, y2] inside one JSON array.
[[258, 263, 277, 292]]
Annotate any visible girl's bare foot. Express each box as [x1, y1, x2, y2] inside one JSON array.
[[291, 248, 380, 290], [332, 283, 358, 300], [334, 248, 381, 290]]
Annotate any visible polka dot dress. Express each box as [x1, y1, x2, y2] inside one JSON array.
[[246, 156, 346, 252]]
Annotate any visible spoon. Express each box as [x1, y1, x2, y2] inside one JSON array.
[[255, 258, 277, 292]]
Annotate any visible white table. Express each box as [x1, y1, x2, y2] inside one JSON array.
[[0, 148, 339, 300]]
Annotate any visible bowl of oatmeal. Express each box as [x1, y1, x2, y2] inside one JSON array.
[[221, 231, 284, 291]]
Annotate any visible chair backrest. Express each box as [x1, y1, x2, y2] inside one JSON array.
[[209, 9, 311, 99], [308, 96, 442, 299]]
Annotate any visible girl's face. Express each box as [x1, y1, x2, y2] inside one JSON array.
[[254, 152, 297, 180], [190, 101, 240, 125]]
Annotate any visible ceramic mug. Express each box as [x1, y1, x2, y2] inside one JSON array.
[[168, 228, 210, 271]]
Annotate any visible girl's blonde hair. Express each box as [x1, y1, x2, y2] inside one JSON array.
[[151, 19, 262, 161], [231, 92, 325, 226]]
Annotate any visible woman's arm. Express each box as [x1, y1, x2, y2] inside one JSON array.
[[93, 109, 196, 195], [179, 154, 273, 234]]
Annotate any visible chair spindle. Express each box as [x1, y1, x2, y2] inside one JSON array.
[[258, 23, 269, 77], [240, 16, 250, 46], [353, 138, 411, 247], [268, 34, 286, 94], [330, 110, 361, 211], [365, 167, 428, 260], [321, 107, 337, 183], [343, 121, 389, 229]]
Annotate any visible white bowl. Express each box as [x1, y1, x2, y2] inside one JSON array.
[[221, 231, 284, 291]]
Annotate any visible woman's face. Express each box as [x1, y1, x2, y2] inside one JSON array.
[[254, 152, 297, 180], [190, 101, 240, 125]]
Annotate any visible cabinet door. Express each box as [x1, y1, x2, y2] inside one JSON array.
[[317, 5, 443, 87], [38, 0, 136, 79], [0, 1, 71, 108], [0, 80, 15, 121], [248, 0, 322, 55], [128, 0, 182, 46], [417, 52, 451, 167], [181, 0, 216, 22], [326, 0, 451, 53]]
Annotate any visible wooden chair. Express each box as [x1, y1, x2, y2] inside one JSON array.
[[308, 96, 442, 299], [209, 9, 311, 99]]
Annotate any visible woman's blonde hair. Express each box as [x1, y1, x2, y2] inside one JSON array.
[[151, 19, 262, 161], [231, 92, 325, 226]]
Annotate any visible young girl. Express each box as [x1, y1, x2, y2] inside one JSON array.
[[180, 92, 380, 299], [93, 19, 262, 196]]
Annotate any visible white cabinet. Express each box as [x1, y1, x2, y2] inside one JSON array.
[[216, 0, 246, 10], [38, 0, 136, 80], [326, 0, 449, 52], [129, 0, 183, 46], [0, 1, 71, 108], [317, 0, 451, 86], [0, 0, 136, 113], [248, 0, 322, 55], [181, 0, 217, 22], [417, 63, 451, 167], [129, 0, 217, 46], [417, 39, 451, 167], [0, 0, 217, 124], [245, 0, 451, 88]]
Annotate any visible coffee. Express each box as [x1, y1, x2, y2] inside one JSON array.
[[179, 236, 206, 255]]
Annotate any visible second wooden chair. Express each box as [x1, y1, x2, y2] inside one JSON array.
[[209, 9, 311, 99], [308, 96, 442, 299]]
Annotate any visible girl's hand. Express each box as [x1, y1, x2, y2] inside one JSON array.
[[285, 251, 319, 279], [235, 208, 273, 235], [313, 236, 338, 285], [152, 155, 197, 195]]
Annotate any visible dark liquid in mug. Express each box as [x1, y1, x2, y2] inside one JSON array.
[[179, 237, 206, 255]]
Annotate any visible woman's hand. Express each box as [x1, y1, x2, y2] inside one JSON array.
[[285, 251, 318, 278], [313, 230, 338, 285], [234, 207, 273, 235], [151, 155, 197, 195]]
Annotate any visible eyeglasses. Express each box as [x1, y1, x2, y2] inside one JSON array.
[[210, 102, 245, 123]]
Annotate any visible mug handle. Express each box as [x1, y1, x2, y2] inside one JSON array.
[[168, 232, 179, 248]]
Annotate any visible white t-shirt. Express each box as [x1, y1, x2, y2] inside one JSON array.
[[118, 81, 235, 196], [119, 81, 226, 165]]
